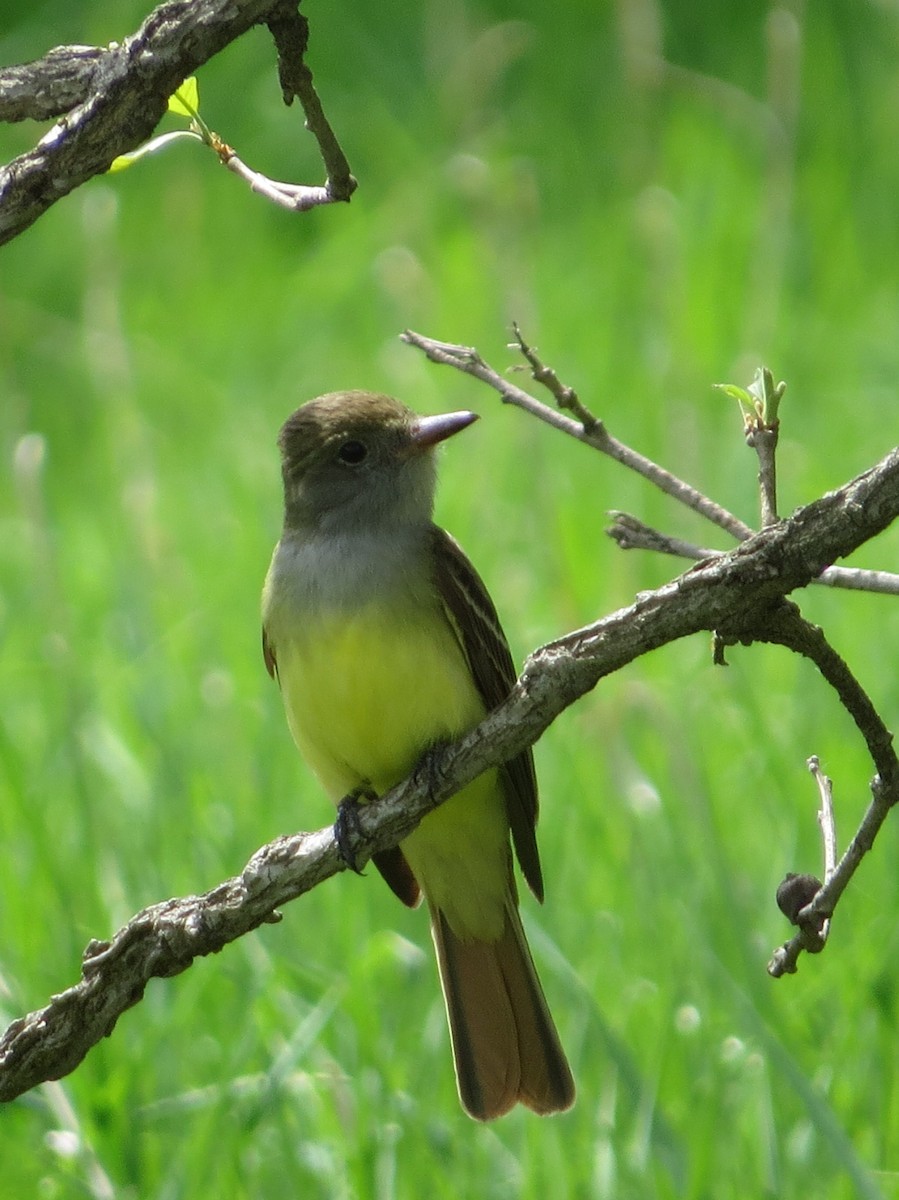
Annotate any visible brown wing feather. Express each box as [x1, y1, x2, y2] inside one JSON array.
[[262, 626, 278, 680], [430, 526, 543, 902], [372, 847, 422, 907]]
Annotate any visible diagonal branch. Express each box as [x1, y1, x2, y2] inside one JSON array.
[[2, 444, 899, 1102]]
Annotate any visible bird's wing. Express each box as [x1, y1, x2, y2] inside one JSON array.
[[262, 626, 278, 679], [430, 525, 543, 902]]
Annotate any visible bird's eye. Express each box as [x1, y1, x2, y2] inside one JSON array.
[[338, 440, 367, 465]]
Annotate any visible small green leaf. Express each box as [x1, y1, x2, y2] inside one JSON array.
[[747, 368, 767, 407], [713, 383, 754, 408], [168, 77, 200, 119]]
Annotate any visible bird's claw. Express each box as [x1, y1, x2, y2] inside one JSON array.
[[334, 785, 377, 873]]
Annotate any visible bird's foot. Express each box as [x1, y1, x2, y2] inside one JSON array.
[[334, 784, 378, 874], [416, 741, 449, 805]]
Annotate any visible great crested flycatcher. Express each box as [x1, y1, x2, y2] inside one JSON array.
[[261, 390, 574, 1120]]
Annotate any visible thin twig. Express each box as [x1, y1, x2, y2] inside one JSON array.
[[266, 7, 356, 201], [813, 566, 899, 595], [809, 756, 838, 883], [509, 322, 601, 431], [741, 367, 784, 526], [769, 774, 897, 977], [404, 328, 899, 596], [214, 141, 341, 211], [401, 329, 753, 541], [776, 754, 838, 955], [748, 424, 780, 526], [606, 512, 721, 561], [606, 513, 899, 594], [190, 9, 357, 212], [753, 606, 897, 782]]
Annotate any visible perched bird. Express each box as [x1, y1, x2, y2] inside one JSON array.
[[261, 390, 574, 1120]]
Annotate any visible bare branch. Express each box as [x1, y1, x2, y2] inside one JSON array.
[[216, 144, 348, 211], [3, 443, 899, 1099], [811, 566, 899, 595], [401, 329, 754, 541], [606, 512, 721, 561], [771, 760, 837, 967], [509, 321, 601, 431], [0, 828, 338, 1103], [403, 331, 899, 597], [748, 423, 780, 526]]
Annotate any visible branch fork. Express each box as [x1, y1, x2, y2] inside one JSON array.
[[403, 326, 899, 981]]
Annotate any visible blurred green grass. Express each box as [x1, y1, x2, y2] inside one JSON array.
[[2, 0, 899, 1196]]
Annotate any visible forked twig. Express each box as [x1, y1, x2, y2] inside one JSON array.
[[403, 327, 899, 595], [401, 329, 752, 541]]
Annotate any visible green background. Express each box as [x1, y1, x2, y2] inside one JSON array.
[[2, 1, 899, 1196]]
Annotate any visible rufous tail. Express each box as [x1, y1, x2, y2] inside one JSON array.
[[430, 901, 575, 1120]]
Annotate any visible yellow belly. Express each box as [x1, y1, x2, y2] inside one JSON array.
[[276, 600, 510, 939]]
